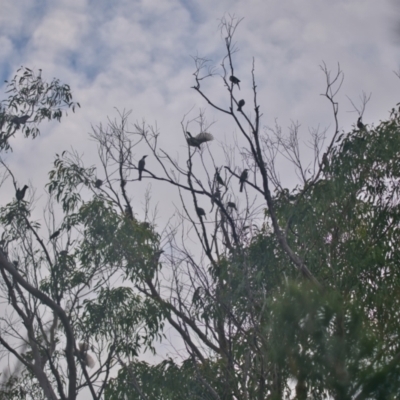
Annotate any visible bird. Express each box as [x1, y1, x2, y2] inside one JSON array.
[[237, 99, 245, 112], [186, 132, 214, 148], [138, 155, 148, 181], [239, 169, 248, 192], [94, 179, 103, 189], [78, 342, 95, 368], [196, 207, 207, 219], [227, 201, 237, 210], [215, 168, 226, 187], [16, 185, 28, 201], [322, 153, 329, 168], [49, 230, 61, 240], [229, 75, 241, 90], [357, 116, 366, 130], [124, 205, 133, 220], [10, 115, 29, 129]]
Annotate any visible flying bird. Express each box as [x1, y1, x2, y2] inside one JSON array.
[[16, 185, 28, 201], [229, 75, 241, 90], [138, 155, 148, 181], [239, 169, 248, 193], [94, 179, 103, 189], [186, 131, 214, 148], [237, 99, 245, 112], [357, 116, 366, 130], [196, 207, 207, 219]]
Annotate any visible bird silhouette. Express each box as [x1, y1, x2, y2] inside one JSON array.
[[227, 201, 237, 210], [215, 168, 226, 187], [357, 116, 366, 130], [94, 179, 103, 189], [16, 185, 28, 201], [138, 155, 148, 181], [229, 75, 241, 90], [10, 115, 29, 130], [322, 153, 328, 168], [196, 207, 207, 219], [237, 99, 245, 112], [49, 230, 61, 240], [239, 169, 248, 192], [124, 205, 133, 220], [186, 132, 214, 148]]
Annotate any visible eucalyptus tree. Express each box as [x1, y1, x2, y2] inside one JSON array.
[[1, 17, 400, 400]]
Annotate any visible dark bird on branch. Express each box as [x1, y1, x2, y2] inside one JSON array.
[[210, 189, 221, 212], [196, 207, 207, 219], [237, 99, 245, 112], [94, 179, 103, 189], [239, 169, 248, 193], [227, 201, 237, 210], [138, 155, 148, 181], [16, 185, 28, 201], [215, 168, 226, 187], [124, 205, 133, 220], [357, 116, 366, 130], [322, 153, 328, 168], [49, 230, 61, 240], [229, 75, 241, 90], [186, 131, 214, 148], [10, 115, 30, 130]]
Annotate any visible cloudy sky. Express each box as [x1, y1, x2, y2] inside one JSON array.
[[1, 0, 400, 203], [0, 0, 400, 370]]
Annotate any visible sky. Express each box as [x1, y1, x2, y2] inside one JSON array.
[[0, 0, 400, 392], [1, 0, 399, 198]]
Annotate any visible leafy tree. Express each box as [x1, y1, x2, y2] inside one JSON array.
[[1, 17, 400, 400]]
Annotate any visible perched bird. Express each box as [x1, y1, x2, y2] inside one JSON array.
[[215, 168, 226, 187], [124, 205, 133, 220], [237, 99, 245, 112], [322, 153, 329, 168], [239, 169, 248, 193], [94, 179, 103, 189], [138, 155, 148, 181], [196, 207, 207, 219], [357, 116, 366, 130], [212, 189, 221, 201], [229, 75, 241, 90], [78, 342, 95, 368], [49, 230, 61, 240], [10, 115, 29, 129], [227, 201, 237, 210], [186, 131, 214, 148], [16, 185, 28, 201]]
